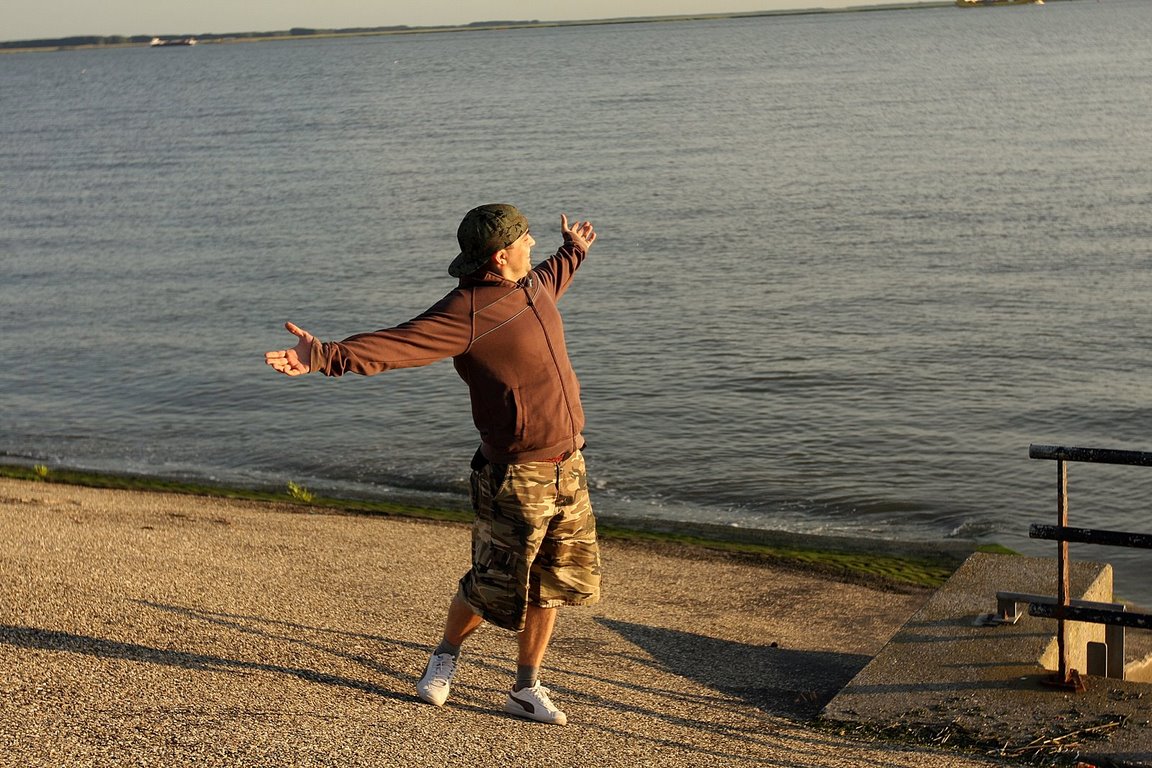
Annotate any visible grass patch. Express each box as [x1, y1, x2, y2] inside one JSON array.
[[286, 481, 315, 503]]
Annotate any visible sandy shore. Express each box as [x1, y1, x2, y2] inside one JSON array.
[[0, 477, 1014, 767]]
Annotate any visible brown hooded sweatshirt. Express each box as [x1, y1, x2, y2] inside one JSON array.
[[309, 242, 587, 464]]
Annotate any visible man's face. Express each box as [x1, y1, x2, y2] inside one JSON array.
[[498, 229, 535, 280]]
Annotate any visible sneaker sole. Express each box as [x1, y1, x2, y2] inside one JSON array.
[[417, 686, 449, 707]]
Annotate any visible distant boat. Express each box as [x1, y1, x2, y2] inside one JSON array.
[[956, 0, 1043, 5], [150, 37, 197, 47]]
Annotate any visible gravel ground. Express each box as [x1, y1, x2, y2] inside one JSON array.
[[0, 477, 1015, 767]]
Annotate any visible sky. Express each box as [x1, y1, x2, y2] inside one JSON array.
[[2, 0, 881, 42]]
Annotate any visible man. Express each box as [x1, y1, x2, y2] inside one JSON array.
[[264, 204, 601, 726]]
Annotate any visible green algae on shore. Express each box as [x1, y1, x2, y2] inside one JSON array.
[[0, 463, 1003, 590]]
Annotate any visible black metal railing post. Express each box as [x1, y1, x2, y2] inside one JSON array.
[[1055, 457, 1071, 685]]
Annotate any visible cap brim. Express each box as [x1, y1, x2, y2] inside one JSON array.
[[448, 251, 485, 278]]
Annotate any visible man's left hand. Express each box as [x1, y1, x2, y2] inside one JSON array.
[[561, 214, 597, 251]]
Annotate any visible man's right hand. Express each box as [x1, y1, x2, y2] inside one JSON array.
[[264, 322, 314, 376]]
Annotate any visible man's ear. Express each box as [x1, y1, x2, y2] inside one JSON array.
[[491, 248, 508, 267]]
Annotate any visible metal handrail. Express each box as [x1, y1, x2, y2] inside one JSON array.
[[1028, 443, 1152, 688], [1029, 444, 1152, 467]]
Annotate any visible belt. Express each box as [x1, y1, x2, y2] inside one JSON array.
[[472, 446, 577, 470]]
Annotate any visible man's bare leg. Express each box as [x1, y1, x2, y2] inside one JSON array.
[[442, 591, 484, 646], [417, 592, 482, 706], [506, 604, 567, 724], [517, 603, 557, 679]]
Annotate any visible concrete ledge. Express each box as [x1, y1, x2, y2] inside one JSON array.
[[824, 552, 1152, 765]]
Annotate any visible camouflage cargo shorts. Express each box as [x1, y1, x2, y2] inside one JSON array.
[[458, 449, 601, 632]]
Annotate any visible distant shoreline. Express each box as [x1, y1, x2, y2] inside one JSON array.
[[1, 3, 955, 54], [0, 462, 997, 590]]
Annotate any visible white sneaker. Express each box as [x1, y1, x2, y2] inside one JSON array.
[[416, 652, 458, 707], [504, 682, 568, 725]]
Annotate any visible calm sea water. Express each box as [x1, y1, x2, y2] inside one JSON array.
[[3, 2, 1152, 599]]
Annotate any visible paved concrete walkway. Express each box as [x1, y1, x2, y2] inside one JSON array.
[[0, 478, 1014, 767], [828, 553, 1152, 767]]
